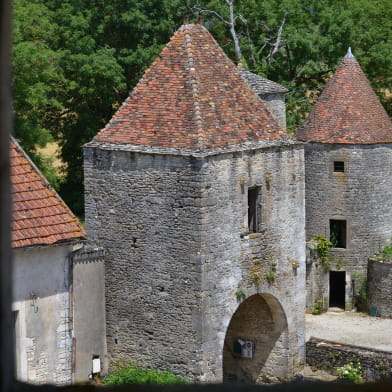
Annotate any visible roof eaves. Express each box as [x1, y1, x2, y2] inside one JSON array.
[[85, 136, 301, 158], [13, 236, 86, 251]]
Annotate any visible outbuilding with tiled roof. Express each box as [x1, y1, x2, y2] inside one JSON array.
[[11, 138, 107, 386]]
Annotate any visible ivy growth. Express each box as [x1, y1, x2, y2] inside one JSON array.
[[312, 235, 333, 262], [265, 271, 275, 283], [235, 290, 246, 300]]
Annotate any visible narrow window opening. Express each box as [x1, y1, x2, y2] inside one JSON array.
[[334, 161, 345, 173], [330, 220, 347, 248], [248, 187, 261, 233]]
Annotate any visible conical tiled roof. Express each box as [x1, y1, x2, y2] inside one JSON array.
[[91, 24, 287, 152], [11, 138, 85, 248], [297, 51, 392, 144]]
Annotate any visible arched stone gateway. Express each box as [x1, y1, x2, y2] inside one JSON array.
[[223, 294, 289, 383]]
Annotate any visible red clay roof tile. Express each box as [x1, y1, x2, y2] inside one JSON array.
[[297, 52, 392, 144], [92, 24, 286, 150], [10, 138, 85, 248]]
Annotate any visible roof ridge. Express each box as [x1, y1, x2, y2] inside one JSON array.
[[183, 25, 205, 148]]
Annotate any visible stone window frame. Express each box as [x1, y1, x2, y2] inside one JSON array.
[[330, 157, 348, 177], [329, 218, 349, 249]]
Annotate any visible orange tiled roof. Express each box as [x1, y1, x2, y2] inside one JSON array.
[[92, 24, 286, 151], [297, 50, 392, 144], [10, 138, 85, 248]]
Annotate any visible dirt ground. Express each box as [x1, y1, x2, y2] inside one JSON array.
[[305, 310, 392, 352], [301, 310, 392, 381]]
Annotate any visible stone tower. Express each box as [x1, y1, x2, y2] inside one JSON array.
[[297, 49, 392, 311], [239, 65, 288, 130], [84, 23, 305, 383]]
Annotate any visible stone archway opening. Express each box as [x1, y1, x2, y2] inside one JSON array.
[[223, 294, 289, 384]]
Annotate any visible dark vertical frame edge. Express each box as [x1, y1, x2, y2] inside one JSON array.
[[0, 0, 14, 390]]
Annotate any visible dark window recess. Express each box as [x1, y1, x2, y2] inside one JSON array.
[[330, 220, 347, 248], [233, 340, 243, 357], [248, 187, 261, 233], [334, 161, 345, 173]]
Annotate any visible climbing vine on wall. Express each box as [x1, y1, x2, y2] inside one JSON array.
[[312, 235, 332, 262]]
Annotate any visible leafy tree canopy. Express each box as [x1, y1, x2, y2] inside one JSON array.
[[13, 0, 392, 215]]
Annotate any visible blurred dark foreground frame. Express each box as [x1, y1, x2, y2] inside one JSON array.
[[8, 379, 392, 392]]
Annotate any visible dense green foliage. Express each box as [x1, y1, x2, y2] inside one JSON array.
[[13, 0, 392, 215], [103, 363, 188, 386], [381, 239, 392, 259]]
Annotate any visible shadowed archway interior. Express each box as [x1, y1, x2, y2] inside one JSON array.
[[223, 294, 289, 383]]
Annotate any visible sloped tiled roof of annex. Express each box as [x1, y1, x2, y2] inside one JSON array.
[[296, 49, 392, 144], [238, 65, 288, 95], [11, 138, 85, 248], [91, 24, 288, 151]]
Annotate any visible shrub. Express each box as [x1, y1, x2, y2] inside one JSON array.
[[103, 363, 188, 386], [336, 362, 363, 383], [381, 240, 392, 258], [312, 299, 323, 315]]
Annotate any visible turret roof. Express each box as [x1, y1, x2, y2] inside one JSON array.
[[296, 50, 392, 144], [238, 65, 288, 94], [91, 24, 288, 152], [10, 138, 85, 248]]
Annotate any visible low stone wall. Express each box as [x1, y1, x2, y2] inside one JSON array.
[[367, 258, 392, 318], [306, 337, 392, 381]]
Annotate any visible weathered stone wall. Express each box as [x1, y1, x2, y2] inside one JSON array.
[[84, 148, 206, 379], [12, 244, 74, 385], [305, 247, 329, 312], [259, 93, 286, 130], [367, 258, 392, 318], [307, 338, 392, 381], [84, 142, 306, 382], [197, 145, 306, 382], [304, 143, 392, 307], [305, 243, 352, 312], [72, 246, 107, 382]]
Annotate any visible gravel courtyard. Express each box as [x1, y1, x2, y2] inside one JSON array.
[[306, 310, 392, 352]]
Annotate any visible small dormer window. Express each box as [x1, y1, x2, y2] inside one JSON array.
[[333, 161, 345, 173]]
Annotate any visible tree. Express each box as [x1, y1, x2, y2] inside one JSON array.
[[12, 0, 392, 214], [13, 0, 65, 186], [44, 0, 190, 215]]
